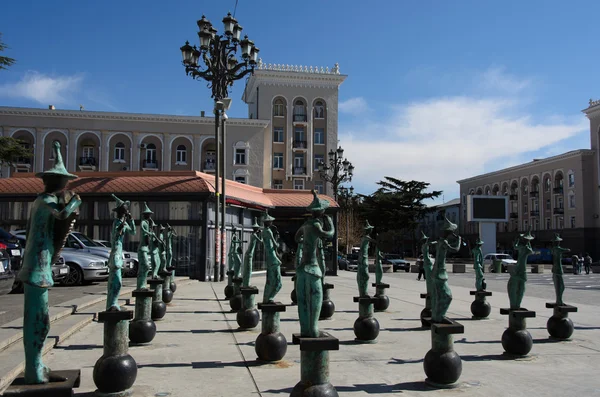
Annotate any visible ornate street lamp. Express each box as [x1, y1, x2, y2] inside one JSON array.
[[180, 13, 258, 282], [338, 186, 355, 255], [318, 145, 354, 275]]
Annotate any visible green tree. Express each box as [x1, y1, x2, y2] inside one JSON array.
[[358, 177, 442, 255], [0, 33, 15, 71]]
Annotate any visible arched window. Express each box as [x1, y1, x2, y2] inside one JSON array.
[[293, 100, 306, 122], [568, 192, 576, 209], [273, 99, 285, 117], [568, 170, 575, 188], [233, 141, 249, 165], [314, 101, 325, 119], [114, 142, 125, 162], [145, 143, 157, 166], [233, 168, 249, 184], [176, 144, 187, 164]]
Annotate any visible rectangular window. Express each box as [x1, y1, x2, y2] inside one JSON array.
[[273, 152, 284, 169], [314, 181, 324, 194], [523, 220, 528, 231], [532, 199, 538, 211], [114, 146, 125, 162], [570, 216, 576, 228], [176, 148, 187, 164], [273, 179, 283, 189], [557, 216, 564, 229], [314, 128, 325, 144], [294, 179, 304, 190], [273, 127, 284, 143], [568, 173, 575, 187], [273, 103, 284, 117], [533, 219, 539, 230], [569, 194, 576, 209], [294, 127, 305, 142], [82, 146, 94, 158], [235, 149, 246, 165], [235, 176, 247, 184], [294, 154, 305, 168], [523, 203, 528, 213], [545, 218, 551, 230], [314, 154, 324, 171], [546, 199, 551, 210], [556, 196, 563, 209]]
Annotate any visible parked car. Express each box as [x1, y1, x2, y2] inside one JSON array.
[[12, 233, 109, 286], [383, 254, 410, 272], [0, 248, 14, 295], [94, 240, 111, 248], [0, 228, 23, 292], [13, 230, 138, 278], [338, 255, 350, 271], [346, 253, 359, 271], [483, 253, 517, 273], [52, 256, 70, 283]]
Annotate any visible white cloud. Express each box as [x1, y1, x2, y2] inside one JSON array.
[[476, 66, 531, 95], [340, 69, 587, 199], [0, 71, 83, 105], [339, 97, 370, 114]]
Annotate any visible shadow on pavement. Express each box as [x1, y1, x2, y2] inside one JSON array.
[[138, 360, 269, 369], [174, 298, 220, 302], [461, 354, 522, 361], [262, 381, 433, 394], [167, 310, 231, 315], [455, 338, 501, 345], [54, 344, 102, 351], [384, 327, 427, 333], [156, 329, 242, 334], [388, 357, 424, 364]]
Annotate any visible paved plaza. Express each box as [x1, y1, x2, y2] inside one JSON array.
[[3, 269, 593, 397]]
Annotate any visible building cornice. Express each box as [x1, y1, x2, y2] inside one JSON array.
[[582, 101, 600, 120], [0, 107, 270, 128], [456, 149, 595, 185]]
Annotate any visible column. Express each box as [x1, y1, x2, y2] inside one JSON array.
[[101, 131, 110, 172], [163, 133, 171, 171], [132, 132, 141, 171]]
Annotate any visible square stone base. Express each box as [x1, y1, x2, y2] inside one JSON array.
[[292, 332, 339, 351], [4, 370, 81, 397]]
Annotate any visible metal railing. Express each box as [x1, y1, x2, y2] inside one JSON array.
[[293, 114, 307, 122], [293, 166, 307, 175], [293, 140, 307, 149], [79, 157, 97, 166], [143, 160, 158, 169]]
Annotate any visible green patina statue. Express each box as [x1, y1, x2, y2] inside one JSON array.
[[263, 214, 283, 303], [472, 237, 485, 291], [18, 142, 82, 384], [229, 224, 243, 279], [357, 221, 375, 297], [166, 224, 177, 284], [508, 231, 534, 309], [294, 191, 334, 337], [150, 220, 165, 279], [137, 203, 155, 290], [106, 195, 136, 311], [317, 237, 326, 284], [551, 233, 569, 306], [421, 231, 437, 295], [158, 225, 167, 274], [431, 217, 462, 323], [375, 236, 383, 285], [243, 218, 263, 288]]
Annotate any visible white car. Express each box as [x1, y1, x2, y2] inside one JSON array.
[[483, 253, 517, 273]]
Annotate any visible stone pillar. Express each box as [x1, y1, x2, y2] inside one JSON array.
[[132, 132, 141, 171], [163, 133, 171, 171]]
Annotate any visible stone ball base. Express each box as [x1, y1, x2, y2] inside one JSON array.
[[129, 319, 156, 345], [93, 353, 137, 395], [547, 315, 574, 340], [170, 282, 177, 293], [224, 285, 234, 300], [290, 381, 339, 397], [353, 316, 380, 341], [470, 299, 491, 319], [291, 288, 297, 305], [255, 331, 288, 362], [423, 349, 462, 386], [373, 295, 390, 312], [162, 288, 174, 304], [319, 299, 335, 320], [501, 327, 533, 356], [229, 294, 243, 312], [420, 307, 432, 327], [237, 307, 260, 329], [151, 301, 166, 321]]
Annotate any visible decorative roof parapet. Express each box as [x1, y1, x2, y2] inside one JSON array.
[[256, 59, 340, 75], [589, 99, 600, 108]]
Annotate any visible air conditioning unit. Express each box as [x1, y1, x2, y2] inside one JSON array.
[[139, 143, 147, 149], [122, 166, 129, 171]]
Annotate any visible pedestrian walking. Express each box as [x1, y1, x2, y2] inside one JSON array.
[[571, 254, 579, 275], [584, 253, 592, 275], [417, 255, 425, 281]]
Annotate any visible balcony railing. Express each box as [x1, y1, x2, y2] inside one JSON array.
[[203, 161, 215, 171], [14, 157, 31, 165], [293, 114, 307, 122], [293, 166, 307, 175], [293, 140, 307, 149], [529, 191, 539, 197], [553, 207, 564, 215], [509, 194, 518, 201], [553, 186, 563, 194], [510, 212, 518, 219], [79, 157, 97, 166], [530, 210, 540, 216], [143, 160, 158, 169]]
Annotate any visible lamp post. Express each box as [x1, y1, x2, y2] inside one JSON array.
[[338, 186, 355, 255], [318, 146, 354, 276], [180, 13, 259, 281]]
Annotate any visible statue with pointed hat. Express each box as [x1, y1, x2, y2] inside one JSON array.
[[149, 220, 165, 279], [431, 217, 462, 323], [472, 237, 485, 292], [294, 190, 334, 337], [421, 231, 437, 296], [136, 202, 155, 290], [243, 218, 263, 288], [18, 141, 82, 384], [374, 235, 384, 285], [166, 224, 177, 289], [106, 194, 136, 311], [158, 224, 168, 274], [229, 224, 243, 279], [508, 230, 534, 309], [551, 233, 570, 305], [262, 213, 283, 303], [357, 220, 375, 297]]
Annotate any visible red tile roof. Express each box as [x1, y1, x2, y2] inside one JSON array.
[[0, 172, 338, 210]]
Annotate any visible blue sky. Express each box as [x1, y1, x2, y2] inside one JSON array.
[[0, 1, 597, 202]]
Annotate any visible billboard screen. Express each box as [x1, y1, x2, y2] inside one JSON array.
[[467, 195, 508, 222]]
